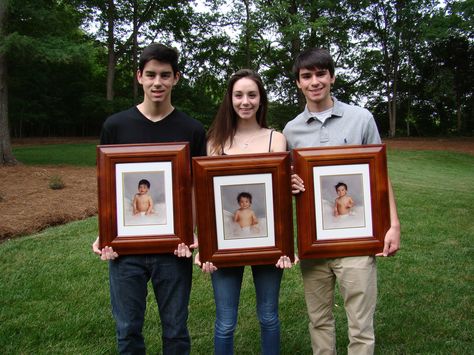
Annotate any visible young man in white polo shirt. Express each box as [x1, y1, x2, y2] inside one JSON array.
[[283, 48, 400, 355]]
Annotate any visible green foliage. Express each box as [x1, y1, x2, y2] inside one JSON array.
[[351, 0, 473, 137], [2, 0, 473, 139], [268, 101, 300, 131], [4, 0, 107, 138], [174, 77, 219, 130], [1, 150, 473, 353]]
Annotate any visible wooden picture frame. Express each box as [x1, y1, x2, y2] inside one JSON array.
[[97, 143, 193, 255], [193, 153, 294, 267], [293, 144, 390, 259]]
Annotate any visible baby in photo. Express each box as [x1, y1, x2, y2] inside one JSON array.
[[234, 192, 259, 234], [133, 179, 155, 216], [333, 182, 354, 217]]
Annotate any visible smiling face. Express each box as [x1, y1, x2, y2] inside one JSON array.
[[297, 67, 335, 111], [232, 77, 261, 122], [238, 196, 251, 209], [138, 184, 149, 195], [336, 185, 347, 197], [137, 59, 179, 105]]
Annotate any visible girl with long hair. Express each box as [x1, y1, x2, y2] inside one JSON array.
[[198, 69, 294, 355]]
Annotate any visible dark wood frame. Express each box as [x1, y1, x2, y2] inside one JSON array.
[[193, 153, 294, 267], [97, 143, 193, 254], [293, 144, 390, 259]]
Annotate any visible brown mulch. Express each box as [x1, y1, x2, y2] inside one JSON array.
[[0, 137, 473, 241], [0, 165, 97, 240], [383, 137, 474, 155]]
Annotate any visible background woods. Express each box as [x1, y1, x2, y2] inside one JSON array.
[[0, 0, 473, 164]]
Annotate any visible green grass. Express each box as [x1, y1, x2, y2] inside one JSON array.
[[1, 148, 473, 354], [13, 143, 97, 166]]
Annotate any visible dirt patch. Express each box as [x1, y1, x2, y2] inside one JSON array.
[[383, 137, 474, 155], [1, 137, 473, 241], [0, 165, 97, 240]]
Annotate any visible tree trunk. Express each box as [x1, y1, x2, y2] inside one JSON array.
[[287, 0, 303, 109], [456, 90, 462, 133], [387, 98, 393, 137], [456, 104, 462, 133], [132, 0, 139, 103], [389, 69, 398, 138], [0, 0, 18, 165], [389, 0, 403, 138], [106, 0, 116, 101], [244, 0, 251, 68]]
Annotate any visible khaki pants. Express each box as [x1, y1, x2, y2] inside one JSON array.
[[300, 256, 377, 355]]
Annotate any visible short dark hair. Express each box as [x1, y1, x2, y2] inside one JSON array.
[[237, 192, 252, 203], [293, 48, 335, 80], [335, 182, 347, 191], [138, 43, 179, 75], [138, 179, 150, 189]]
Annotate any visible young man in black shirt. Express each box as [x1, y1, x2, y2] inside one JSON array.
[[92, 43, 206, 354]]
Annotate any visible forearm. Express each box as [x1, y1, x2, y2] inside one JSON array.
[[388, 178, 400, 229], [376, 177, 401, 256]]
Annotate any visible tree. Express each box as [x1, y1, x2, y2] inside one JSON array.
[[255, 0, 355, 108], [424, 0, 474, 134], [0, 0, 16, 165], [78, 0, 196, 102], [78, 0, 160, 101], [4, 0, 103, 140]]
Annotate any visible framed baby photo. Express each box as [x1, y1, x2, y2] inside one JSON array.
[[192, 152, 294, 268], [97, 143, 193, 254], [292, 144, 390, 259]]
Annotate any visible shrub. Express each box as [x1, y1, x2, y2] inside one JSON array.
[[49, 175, 65, 190]]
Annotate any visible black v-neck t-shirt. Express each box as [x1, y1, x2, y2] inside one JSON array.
[[100, 106, 206, 157]]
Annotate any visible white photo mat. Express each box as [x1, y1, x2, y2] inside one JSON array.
[[115, 162, 174, 236], [313, 164, 373, 240], [213, 173, 275, 250]]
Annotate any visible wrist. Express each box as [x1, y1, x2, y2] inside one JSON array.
[[390, 222, 400, 230]]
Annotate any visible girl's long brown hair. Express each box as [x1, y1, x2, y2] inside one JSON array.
[[207, 69, 268, 155]]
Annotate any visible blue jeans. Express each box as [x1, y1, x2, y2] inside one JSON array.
[[211, 264, 283, 355], [109, 254, 192, 355]]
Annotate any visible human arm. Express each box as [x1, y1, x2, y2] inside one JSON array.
[[132, 195, 139, 215], [347, 197, 354, 208], [251, 211, 258, 225], [174, 233, 198, 258], [333, 200, 339, 217], [275, 254, 300, 269], [194, 252, 218, 273], [174, 185, 199, 257], [92, 236, 118, 260], [269, 131, 287, 153], [234, 210, 240, 223], [291, 173, 305, 194], [145, 196, 154, 215], [376, 178, 401, 257]]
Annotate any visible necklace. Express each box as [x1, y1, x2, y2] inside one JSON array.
[[234, 130, 263, 149]]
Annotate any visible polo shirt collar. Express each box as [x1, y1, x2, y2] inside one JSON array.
[[304, 96, 343, 123]]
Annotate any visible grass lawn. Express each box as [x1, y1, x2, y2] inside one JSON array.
[[1, 146, 473, 354], [13, 143, 97, 166]]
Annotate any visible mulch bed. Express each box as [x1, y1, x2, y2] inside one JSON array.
[[0, 165, 97, 240]]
